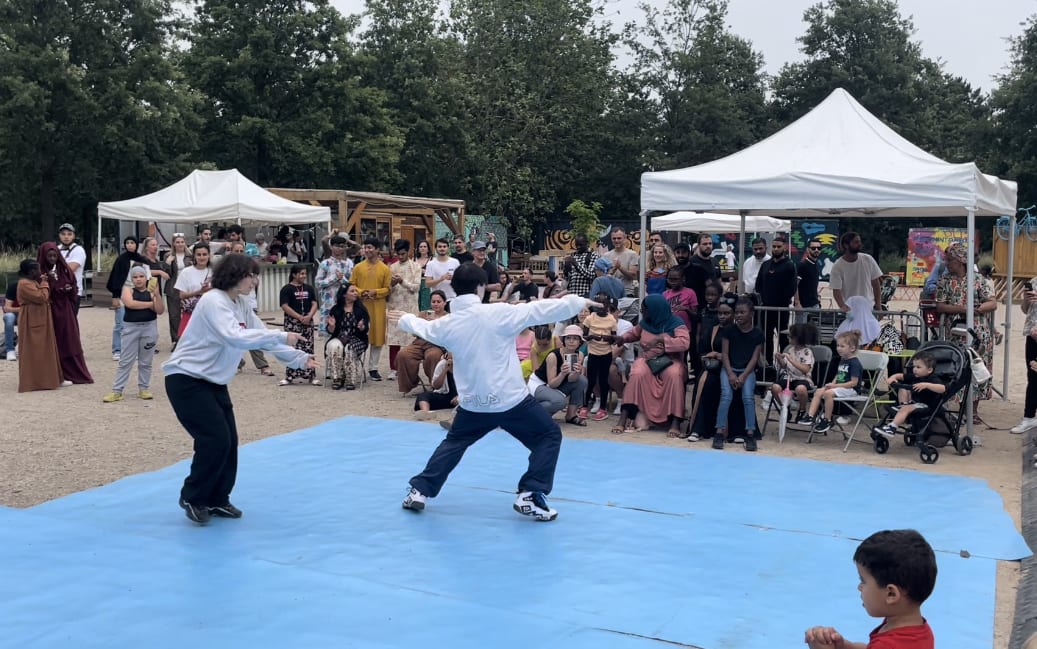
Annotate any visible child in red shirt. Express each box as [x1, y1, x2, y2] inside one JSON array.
[[805, 529, 936, 649]]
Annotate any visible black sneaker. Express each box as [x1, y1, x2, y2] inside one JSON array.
[[209, 502, 243, 519], [814, 417, 831, 433], [439, 419, 453, 431], [744, 436, 758, 452], [712, 434, 725, 450], [368, 370, 383, 381], [179, 497, 211, 525], [795, 412, 814, 425]]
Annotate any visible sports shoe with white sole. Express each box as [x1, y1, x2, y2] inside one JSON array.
[[5, 350, 15, 361], [402, 487, 426, 511], [589, 403, 600, 415], [1011, 417, 1037, 434], [209, 502, 243, 518], [179, 497, 211, 524], [514, 491, 558, 521]]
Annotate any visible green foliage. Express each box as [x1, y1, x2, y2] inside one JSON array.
[[990, 14, 1037, 209], [565, 200, 604, 239]]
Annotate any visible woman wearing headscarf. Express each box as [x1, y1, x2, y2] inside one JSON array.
[[613, 294, 690, 436], [936, 241, 996, 420], [37, 242, 93, 384], [15, 260, 62, 392]]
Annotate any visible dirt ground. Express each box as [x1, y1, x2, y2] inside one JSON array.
[[0, 298, 1028, 647]]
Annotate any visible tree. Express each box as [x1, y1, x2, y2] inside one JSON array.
[[0, 0, 201, 243], [624, 0, 767, 172], [359, 0, 472, 199], [990, 14, 1037, 210], [181, 0, 403, 190], [447, 0, 619, 237]]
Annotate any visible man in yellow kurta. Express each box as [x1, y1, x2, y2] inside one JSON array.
[[352, 237, 392, 381]]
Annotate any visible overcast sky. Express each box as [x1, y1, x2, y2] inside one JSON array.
[[329, 0, 1036, 92]]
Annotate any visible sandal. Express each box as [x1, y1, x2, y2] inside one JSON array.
[[667, 429, 682, 438], [345, 383, 356, 390], [311, 379, 322, 386], [260, 368, 275, 376], [566, 415, 588, 427], [279, 379, 292, 386], [611, 426, 626, 435]]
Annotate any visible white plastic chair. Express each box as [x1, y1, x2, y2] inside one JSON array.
[[837, 350, 889, 451]]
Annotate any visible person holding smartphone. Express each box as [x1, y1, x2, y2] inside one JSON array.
[[103, 266, 165, 402]]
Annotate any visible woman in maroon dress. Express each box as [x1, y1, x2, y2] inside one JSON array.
[[37, 242, 93, 384]]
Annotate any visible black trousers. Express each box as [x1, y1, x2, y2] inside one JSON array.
[[585, 352, 611, 409], [1026, 337, 1037, 419], [761, 308, 790, 365], [166, 373, 239, 507], [409, 395, 562, 498]]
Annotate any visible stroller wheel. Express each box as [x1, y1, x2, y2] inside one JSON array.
[[919, 445, 939, 464], [904, 433, 916, 447], [874, 436, 889, 454], [958, 436, 974, 456]]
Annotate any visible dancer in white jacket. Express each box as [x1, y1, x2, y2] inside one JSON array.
[[399, 262, 598, 521]]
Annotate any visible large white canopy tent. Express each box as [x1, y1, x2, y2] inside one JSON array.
[[651, 212, 791, 234], [97, 168, 332, 269], [639, 88, 1018, 422]]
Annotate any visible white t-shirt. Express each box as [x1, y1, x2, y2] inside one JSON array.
[[425, 257, 460, 300], [616, 318, 635, 362], [829, 253, 883, 305], [741, 254, 771, 294], [174, 265, 211, 295], [59, 243, 87, 296], [286, 241, 306, 263]]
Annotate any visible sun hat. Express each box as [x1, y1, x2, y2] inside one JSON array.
[[563, 324, 584, 338]]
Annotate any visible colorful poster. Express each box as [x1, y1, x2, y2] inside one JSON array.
[[906, 228, 976, 286], [789, 220, 840, 278]]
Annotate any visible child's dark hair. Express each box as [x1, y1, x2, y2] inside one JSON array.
[[788, 323, 818, 346], [593, 293, 616, 313], [533, 324, 553, 340], [835, 329, 861, 350], [853, 529, 937, 604], [451, 261, 488, 295], [912, 351, 936, 368], [734, 296, 755, 312]]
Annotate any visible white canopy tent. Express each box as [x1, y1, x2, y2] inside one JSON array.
[[97, 168, 332, 269], [651, 212, 791, 234], [639, 88, 1018, 425]]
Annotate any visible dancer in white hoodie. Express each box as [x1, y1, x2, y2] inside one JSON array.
[[399, 262, 599, 521]]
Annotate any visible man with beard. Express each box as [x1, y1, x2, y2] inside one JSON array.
[[452, 235, 473, 264], [563, 234, 598, 298], [830, 231, 882, 312], [604, 228, 639, 297], [470, 241, 501, 303], [795, 238, 823, 323], [685, 233, 719, 307], [740, 237, 771, 295], [755, 236, 798, 362]]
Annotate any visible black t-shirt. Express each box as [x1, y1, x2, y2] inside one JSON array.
[[902, 370, 946, 407], [280, 283, 316, 322], [123, 287, 157, 323], [478, 261, 500, 303], [514, 281, 539, 302], [797, 258, 821, 308], [452, 252, 473, 264], [757, 257, 798, 307], [4, 282, 17, 306], [720, 324, 764, 368], [684, 256, 718, 306]]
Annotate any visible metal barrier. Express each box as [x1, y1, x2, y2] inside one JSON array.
[[751, 305, 926, 350]]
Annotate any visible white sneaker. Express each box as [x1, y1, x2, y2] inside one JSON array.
[[613, 402, 622, 415], [514, 491, 558, 522], [387, 370, 397, 381], [402, 487, 426, 511], [1011, 417, 1037, 434], [836, 416, 851, 426], [589, 403, 600, 415], [5, 350, 15, 361], [112, 352, 121, 361]]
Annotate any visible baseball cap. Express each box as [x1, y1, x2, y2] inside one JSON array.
[[472, 240, 487, 250], [58, 223, 75, 233]]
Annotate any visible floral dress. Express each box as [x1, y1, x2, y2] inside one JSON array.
[[315, 256, 353, 334], [416, 257, 432, 312], [935, 273, 993, 401], [386, 259, 423, 348], [329, 309, 369, 386]]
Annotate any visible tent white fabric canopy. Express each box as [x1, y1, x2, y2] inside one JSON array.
[[641, 88, 1016, 218], [652, 212, 790, 233], [98, 169, 331, 225]]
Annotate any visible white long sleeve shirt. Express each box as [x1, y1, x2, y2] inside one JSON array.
[[163, 289, 309, 385], [399, 293, 587, 412]]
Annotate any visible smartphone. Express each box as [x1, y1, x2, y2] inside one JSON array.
[[147, 277, 158, 291], [565, 353, 579, 368]]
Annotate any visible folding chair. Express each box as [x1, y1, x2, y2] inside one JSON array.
[[322, 338, 366, 390], [762, 344, 832, 440], [835, 350, 889, 451]]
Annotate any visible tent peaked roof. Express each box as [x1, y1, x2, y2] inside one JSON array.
[[98, 169, 330, 225], [640, 87, 1017, 217]]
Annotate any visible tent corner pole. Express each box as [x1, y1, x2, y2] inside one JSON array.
[[96, 214, 103, 272], [639, 210, 647, 298], [1004, 211, 1017, 400], [966, 207, 976, 436], [739, 211, 747, 292]]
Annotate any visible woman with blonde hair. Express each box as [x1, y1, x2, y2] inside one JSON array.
[[164, 233, 189, 346], [644, 243, 676, 295]]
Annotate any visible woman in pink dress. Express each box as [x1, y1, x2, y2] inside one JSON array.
[[615, 294, 689, 436]]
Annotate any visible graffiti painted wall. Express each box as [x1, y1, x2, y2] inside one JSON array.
[[435, 214, 510, 267], [788, 219, 840, 278], [906, 228, 975, 286], [541, 222, 642, 254]]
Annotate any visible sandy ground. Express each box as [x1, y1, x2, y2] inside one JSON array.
[[0, 297, 1029, 647]]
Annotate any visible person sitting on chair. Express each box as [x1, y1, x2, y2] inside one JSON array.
[[396, 289, 449, 396], [326, 283, 370, 390], [414, 351, 457, 416], [872, 351, 946, 439]]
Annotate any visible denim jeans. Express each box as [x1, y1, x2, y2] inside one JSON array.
[[2, 312, 16, 352], [717, 367, 757, 432], [112, 305, 124, 354]]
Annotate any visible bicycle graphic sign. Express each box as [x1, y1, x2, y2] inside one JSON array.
[[906, 227, 978, 286]]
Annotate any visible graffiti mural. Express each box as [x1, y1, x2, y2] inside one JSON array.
[[789, 220, 840, 278], [906, 228, 976, 286], [541, 224, 642, 254]]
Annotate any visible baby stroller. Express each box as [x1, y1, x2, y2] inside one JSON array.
[[868, 340, 973, 464]]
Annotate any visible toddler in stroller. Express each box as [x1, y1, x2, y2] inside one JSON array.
[[869, 341, 973, 464]]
